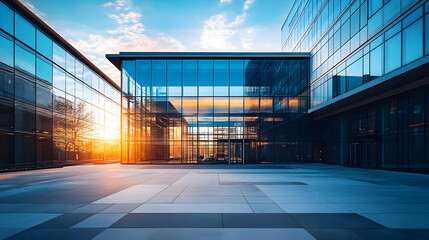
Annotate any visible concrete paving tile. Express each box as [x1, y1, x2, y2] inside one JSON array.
[[132, 204, 253, 213], [100, 204, 141, 213], [7, 228, 104, 240], [71, 204, 112, 213], [289, 213, 386, 229], [111, 213, 222, 228], [361, 214, 429, 229], [93, 228, 316, 240], [250, 204, 285, 213], [279, 204, 351, 213], [0, 213, 60, 228], [72, 213, 125, 228]]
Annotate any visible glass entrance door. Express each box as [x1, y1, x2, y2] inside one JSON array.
[[349, 143, 361, 167], [229, 140, 243, 164]]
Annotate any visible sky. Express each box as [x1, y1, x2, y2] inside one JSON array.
[[22, 0, 293, 84]]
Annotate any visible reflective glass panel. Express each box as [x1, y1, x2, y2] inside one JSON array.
[[402, 18, 423, 65], [0, 1, 13, 34], [230, 60, 243, 96], [167, 60, 181, 96], [36, 56, 53, 84], [136, 60, 150, 97], [15, 43, 35, 75], [385, 33, 401, 73], [370, 45, 383, 79], [0, 33, 13, 67], [15, 14, 35, 48], [152, 60, 166, 96], [183, 60, 197, 96], [198, 60, 213, 96], [214, 60, 229, 96], [36, 30, 52, 60]]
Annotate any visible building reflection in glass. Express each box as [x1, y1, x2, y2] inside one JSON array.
[[119, 57, 310, 164]]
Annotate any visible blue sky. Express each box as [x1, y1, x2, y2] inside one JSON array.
[[22, 0, 293, 83]]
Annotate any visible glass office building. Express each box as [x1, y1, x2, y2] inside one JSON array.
[[107, 53, 310, 164], [0, 0, 121, 169], [282, 0, 429, 171]]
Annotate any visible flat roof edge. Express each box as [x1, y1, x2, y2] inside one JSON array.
[[106, 52, 311, 70]]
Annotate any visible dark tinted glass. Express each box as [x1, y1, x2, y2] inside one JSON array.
[[36, 82, 53, 109], [15, 101, 35, 132], [15, 75, 35, 105], [0, 96, 13, 130], [14, 133, 35, 165], [36, 107, 52, 135], [0, 68, 14, 98], [183, 60, 197, 96]]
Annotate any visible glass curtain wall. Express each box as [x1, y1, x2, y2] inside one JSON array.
[[121, 58, 309, 164], [0, 1, 121, 167]]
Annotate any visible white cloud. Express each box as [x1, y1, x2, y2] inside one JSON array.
[[103, 0, 132, 11], [69, 0, 185, 83], [21, 0, 47, 20], [194, 0, 257, 50], [243, 0, 256, 11], [108, 11, 142, 24], [220, 0, 232, 3]]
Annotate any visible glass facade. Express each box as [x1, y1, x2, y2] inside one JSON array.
[[282, 0, 429, 171], [0, 0, 121, 168], [117, 56, 310, 164]]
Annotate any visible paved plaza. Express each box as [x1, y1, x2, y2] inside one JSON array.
[[0, 164, 429, 239]]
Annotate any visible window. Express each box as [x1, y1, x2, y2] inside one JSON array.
[[0, 69, 13, 98], [214, 60, 229, 96], [368, 10, 382, 36], [167, 60, 181, 96], [198, 60, 213, 96], [53, 66, 66, 91], [122, 60, 135, 95], [36, 56, 53, 84], [183, 60, 197, 96], [385, 33, 401, 73], [152, 60, 166, 97], [65, 52, 75, 75], [53, 43, 65, 69], [136, 60, 151, 97], [368, 0, 382, 16], [370, 45, 383, 79], [347, 58, 363, 90], [36, 83, 53, 109], [66, 74, 75, 95], [0, 1, 13, 34], [0, 33, 13, 67], [402, 18, 423, 65], [15, 75, 36, 105], [15, 14, 35, 49], [36, 30, 52, 60], [341, 19, 350, 46], [350, 10, 360, 37], [15, 43, 35, 76], [425, 14, 429, 55]]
